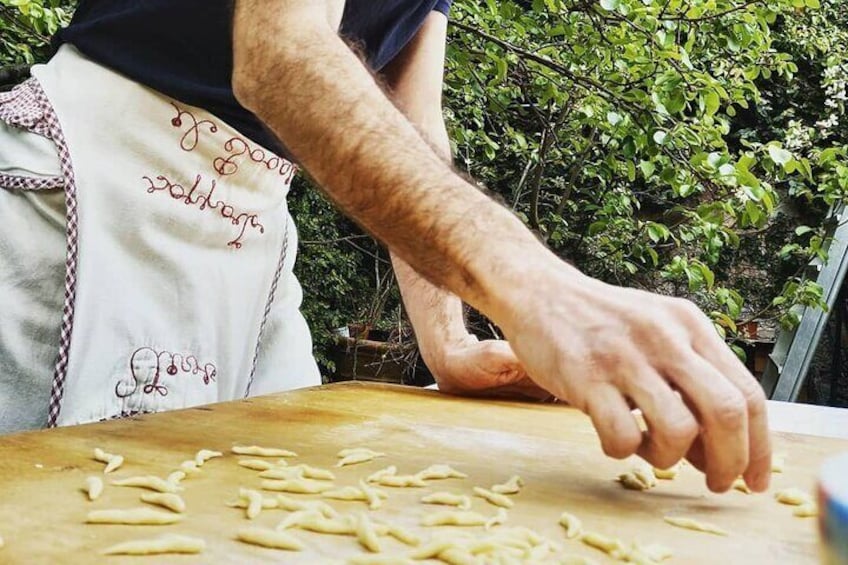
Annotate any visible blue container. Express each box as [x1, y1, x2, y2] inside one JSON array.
[[820, 452, 848, 565]]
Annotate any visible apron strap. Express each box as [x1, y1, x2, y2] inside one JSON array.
[[0, 78, 81, 427]]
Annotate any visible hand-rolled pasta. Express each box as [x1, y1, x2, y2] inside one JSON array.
[[179, 460, 201, 475], [617, 463, 657, 491], [373, 474, 427, 488], [237, 527, 304, 551], [558, 511, 583, 539], [280, 512, 356, 535], [473, 487, 514, 509], [261, 478, 334, 494], [260, 467, 305, 481], [421, 492, 472, 510], [240, 488, 264, 519], [233, 445, 298, 458], [238, 459, 281, 471], [580, 532, 628, 559], [421, 510, 489, 527], [102, 534, 205, 555], [794, 502, 818, 518], [337, 449, 386, 468], [663, 516, 728, 536], [359, 479, 385, 510], [355, 513, 382, 553], [86, 507, 183, 525], [166, 471, 187, 485], [366, 465, 397, 483], [490, 475, 523, 495], [484, 508, 508, 530], [732, 477, 752, 494], [275, 495, 339, 518], [652, 462, 682, 480], [84, 476, 104, 501], [194, 449, 223, 466], [775, 488, 813, 506], [93, 448, 124, 474], [112, 476, 181, 493], [382, 524, 420, 547], [140, 492, 186, 514], [415, 464, 468, 481]]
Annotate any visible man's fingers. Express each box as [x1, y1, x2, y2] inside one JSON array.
[[664, 353, 749, 492], [625, 370, 699, 470], [695, 338, 771, 492], [585, 385, 643, 460]]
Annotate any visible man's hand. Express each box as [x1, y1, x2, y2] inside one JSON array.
[[498, 268, 771, 494], [430, 336, 550, 401]]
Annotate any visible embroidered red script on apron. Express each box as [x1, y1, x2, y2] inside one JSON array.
[[0, 45, 320, 427]]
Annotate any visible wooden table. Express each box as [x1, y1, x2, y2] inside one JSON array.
[[1, 382, 846, 564]]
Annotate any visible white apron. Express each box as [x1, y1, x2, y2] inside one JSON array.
[[0, 45, 320, 428]]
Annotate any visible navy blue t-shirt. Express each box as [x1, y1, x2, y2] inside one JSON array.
[[56, 0, 452, 155]]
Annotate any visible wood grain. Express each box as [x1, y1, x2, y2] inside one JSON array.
[[0, 382, 845, 564]]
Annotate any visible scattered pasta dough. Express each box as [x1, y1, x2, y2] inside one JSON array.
[[794, 502, 819, 518], [323, 485, 388, 505], [261, 478, 334, 494], [617, 462, 657, 491], [240, 488, 264, 519], [179, 460, 201, 475], [373, 474, 427, 488], [238, 459, 281, 471], [652, 462, 682, 480], [93, 448, 124, 474], [366, 465, 397, 483], [102, 534, 205, 555], [112, 475, 181, 494], [359, 479, 385, 510], [381, 524, 421, 546], [86, 507, 183, 525], [140, 492, 186, 514], [233, 445, 298, 458], [663, 516, 728, 536], [491, 475, 524, 495], [415, 464, 468, 481], [280, 511, 356, 535], [300, 464, 336, 481], [355, 513, 382, 553], [775, 488, 813, 506], [166, 471, 186, 485], [237, 527, 304, 551], [337, 448, 386, 468], [580, 532, 628, 559], [771, 453, 786, 473], [732, 477, 752, 494], [558, 511, 583, 539], [485, 508, 509, 530], [276, 495, 340, 518], [473, 487, 514, 509], [84, 476, 103, 501], [421, 510, 489, 527], [421, 492, 472, 511], [194, 449, 223, 466]]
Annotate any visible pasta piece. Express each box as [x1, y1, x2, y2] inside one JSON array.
[[473, 487, 514, 509], [652, 462, 682, 480], [439, 547, 477, 565], [238, 459, 279, 471], [84, 476, 104, 501], [226, 497, 279, 510], [794, 503, 818, 518], [359, 479, 385, 510], [355, 513, 382, 553], [663, 516, 728, 536], [373, 474, 427, 488], [421, 510, 488, 527], [237, 527, 304, 551], [490, 475, 523, 495], [167, 471, 186, 485], [411, 540, 460, 560], [281, 512, 356, 535], [775, 488, 813, 506], [233, 445, 298, 458], [241, 488, 264, 519], [337, 449, 386, 468], [277, 510, 325, 531], [618, 462, 657, 491], [771, 453, 786, 473], [366, 465, 397, 483], [94, 448, 124, 474], [194, 449, 223, 466], [140, 492, 186, 514], [580, 532, 627, 559], [112, 476, 181, 494], [421, 492, 472, 511], [102, 534, 204, 555], [323, 486, 368, 501], [528, 541, 556, 560], [179, 460, 201, 475], [261, 478, 334, 494], [732, 477, 752, 494], [382, 524, 420, 547], [276, 495, 339, 518], [260, 467, 305, 481], [558, 511, 582, 539], [484, 508, 508, 530], [415, 464, 468, 481], [299, 464, 336, 481], [86, 507, 183, 525]]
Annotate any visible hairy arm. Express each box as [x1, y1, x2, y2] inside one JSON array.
[[232, 0, 771, 494]]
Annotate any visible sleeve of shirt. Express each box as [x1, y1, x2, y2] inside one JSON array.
[[434, 0, 453, 16]]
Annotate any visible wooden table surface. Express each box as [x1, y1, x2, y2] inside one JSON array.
[[0, 382, 846, 564]]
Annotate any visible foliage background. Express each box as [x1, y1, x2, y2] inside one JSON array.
[[2, 0, 846, 383]]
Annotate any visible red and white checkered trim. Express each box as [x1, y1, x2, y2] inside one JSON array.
[[0, 78, 81, 428]]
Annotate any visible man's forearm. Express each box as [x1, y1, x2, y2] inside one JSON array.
[[232, 1, 574, 331]]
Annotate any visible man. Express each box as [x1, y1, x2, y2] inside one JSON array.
[[0, 0, 770, 494]]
